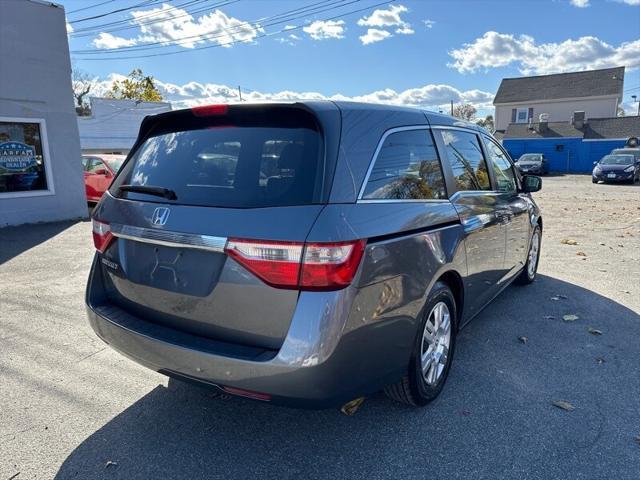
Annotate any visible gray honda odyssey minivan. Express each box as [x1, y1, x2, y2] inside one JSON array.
[[86, 102, 542, 408]]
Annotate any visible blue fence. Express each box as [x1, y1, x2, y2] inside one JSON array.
[[502, 138, 628, 173]]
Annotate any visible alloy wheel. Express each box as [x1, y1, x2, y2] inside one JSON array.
[[421, 301, 452, 386], [528, 231, 540, 279]]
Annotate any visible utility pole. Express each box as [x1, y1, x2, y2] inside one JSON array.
[[450, 100, 454, 116], [633, 95, 639, 116], [238, 85, 243, 102]]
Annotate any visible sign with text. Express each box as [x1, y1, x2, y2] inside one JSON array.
[[0, 142, 37, 171]]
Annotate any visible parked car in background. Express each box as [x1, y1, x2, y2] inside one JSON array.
[[82, 154, 126, 203], [515, 153, 549, 175], [86, 102, 543, 410], [611, 147, 640, 163], [592, 153, 640, 184]]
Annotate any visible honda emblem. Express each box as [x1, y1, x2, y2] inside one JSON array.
[[151, 207, 170, 226]]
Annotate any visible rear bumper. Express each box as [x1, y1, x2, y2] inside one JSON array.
[[86, 256, 410, 408]]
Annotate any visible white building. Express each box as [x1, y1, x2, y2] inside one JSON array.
[[0, 0, 87, 227], [78, 98, 172, 155], [493, 67, 624, 133]]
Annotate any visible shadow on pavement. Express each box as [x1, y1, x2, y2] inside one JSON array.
[[54, 275, 640, 480], [0, 220, 83, 265]]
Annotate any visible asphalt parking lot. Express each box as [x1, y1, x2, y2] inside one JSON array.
[[1, 175, 639, 480]]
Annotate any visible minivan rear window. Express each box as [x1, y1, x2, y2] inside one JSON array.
[[112, 115, 323, 208]]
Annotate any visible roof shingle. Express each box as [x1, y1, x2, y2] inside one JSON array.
[[494, 67, 625, 104]]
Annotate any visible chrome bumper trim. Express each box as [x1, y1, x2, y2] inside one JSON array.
[[110, 224, 227, 253]]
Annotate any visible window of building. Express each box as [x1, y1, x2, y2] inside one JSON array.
[[483, 136, 517, 193], [516, 108, 529, 123], [439, 129, 491, 191], [0, 118, 53, 196], [361, 129, 446, 200]]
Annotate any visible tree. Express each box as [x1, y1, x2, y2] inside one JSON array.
[[71, 67, 96, 116], [452, 103, 477, 121], [476, 114, 495, 132], [106, 69, 163, 102], [617, 106, 625, 117]]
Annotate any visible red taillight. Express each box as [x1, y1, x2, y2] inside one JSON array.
[[225, 239, 303, 288], [92, 219, 114, 253], [300, 240, 366, 290], [191, 104, 228, 117], [224, 238, 366, 291]]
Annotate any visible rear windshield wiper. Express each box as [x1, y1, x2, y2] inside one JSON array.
[[118, 184, 177, 200]]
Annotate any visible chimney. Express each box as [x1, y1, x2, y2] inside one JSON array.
[[571, 111, 586, 129]]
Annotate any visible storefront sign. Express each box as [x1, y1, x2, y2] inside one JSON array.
[[0, 142, 36, 171]]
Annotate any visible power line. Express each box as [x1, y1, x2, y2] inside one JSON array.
[[76, 0, 394, 61], [67, 0, 118, 15], [72, 0, 345, 49], [69, 0, 166, 24], [71, 0, 213, 36], [73, 0, 360, 54]]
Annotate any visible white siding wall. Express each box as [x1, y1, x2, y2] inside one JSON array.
[[495, 96, 619, 131], [78, 98, 171, 154], [0, 0, 87, 226]]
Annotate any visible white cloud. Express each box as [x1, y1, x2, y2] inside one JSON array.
[[90, 74, 494, 115], [356, 4, 413, 43], [448, 31, 640, 74], [302, 20, 345, 40], [66, 22, 73, 34], [423, 19, 436, 29], [617, 0, 640, 5], [93, 32, 138, 49], [359, 28, 391, 45], [91, 4, 262, 50], [357, 4, 410, 29], [570, 0, 590, 7], [276, 33, 301, 45]]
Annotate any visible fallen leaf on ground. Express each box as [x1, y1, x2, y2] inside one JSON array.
[[563, 314, 579, 322], [552, 400, 575, 411], [561, 239, 578, 245], [596, 357, 605, 364], [599, 242, 606, 246], [518, 336, 528, 344], [105, 461, 118, 469], [588, 327, 603, 335], [543, 315, 556, 320], [576, 251, 587, 257]]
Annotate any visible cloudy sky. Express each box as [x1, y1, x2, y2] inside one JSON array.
[[62, 0, 640, 116]]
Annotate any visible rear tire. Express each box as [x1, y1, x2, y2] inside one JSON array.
[[516, 225, 541, 285], [384, 282, 457, 407], [592, 178, 598, 184]]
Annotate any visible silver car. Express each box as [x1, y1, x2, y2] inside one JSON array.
[[86, 102, 543, 409]]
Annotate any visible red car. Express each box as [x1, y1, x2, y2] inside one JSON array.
[[82, 154, 125, 203]]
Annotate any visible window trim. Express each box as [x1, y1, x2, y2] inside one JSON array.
[[515, 108, 529, 124], [0, 116, 55, 199], [356, 125, 448, 203]]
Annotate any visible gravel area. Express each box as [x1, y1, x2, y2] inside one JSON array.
[[1, 174, 639, 480]]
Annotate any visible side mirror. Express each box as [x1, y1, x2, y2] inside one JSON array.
[[522, 175, 542, 193], [593, 161, 598, 165]]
